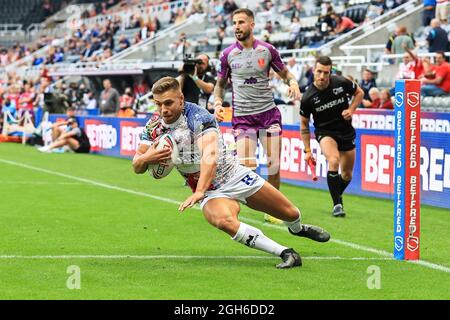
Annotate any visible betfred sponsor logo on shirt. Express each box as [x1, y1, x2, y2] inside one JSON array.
[[120, 121, 144, 156], [85, 119, 118, 151]]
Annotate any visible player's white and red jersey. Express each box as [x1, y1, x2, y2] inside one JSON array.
[[140, 102, 239, 191]]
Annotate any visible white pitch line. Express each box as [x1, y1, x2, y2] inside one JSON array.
[[1, 158, 449, 274], [0, 181, 82, 185], [0, 255, 396, 261]]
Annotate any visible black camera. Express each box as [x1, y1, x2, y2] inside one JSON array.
[[182, 56, 203, 75]]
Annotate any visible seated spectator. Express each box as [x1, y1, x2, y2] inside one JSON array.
[[362, 87, 381, 108], [360, 69, 377, 100], [38, 116, 90, 153], [379, 89, 394, 109], [426, 19, 449, 53], [421, 51, 450, 96], [330, 13, 356, 35], [396, 52, 417, 79], [118, 88, 135, 118], [118, 35, 131, 52]]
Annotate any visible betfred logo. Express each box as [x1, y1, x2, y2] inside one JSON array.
[[395, 92, 404, 108], [85, 119, 117, 151], [407, 236, 419, 252], [361, 135, 395, 193], [407, 92, 419, 108], [120, 121, 144, 156]]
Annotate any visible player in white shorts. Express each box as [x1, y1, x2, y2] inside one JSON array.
[[132, 77, 330, 269]]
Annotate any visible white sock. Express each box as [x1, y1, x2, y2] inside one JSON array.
[[283, 208, 302, 233], [232, 222, 287, 256]]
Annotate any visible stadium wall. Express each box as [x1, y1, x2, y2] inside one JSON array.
[[47, 110, 450, 209]]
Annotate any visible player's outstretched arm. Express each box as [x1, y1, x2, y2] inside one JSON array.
[[179, 131, 218, 212], [132, 142, 171, 174]]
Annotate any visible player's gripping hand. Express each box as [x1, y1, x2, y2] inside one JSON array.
[[214, 101, 225, 122], [341, 109, 353, 121], [179, 191, 205, 212], [304, 150, 315, 163], [144, 140, 172, 165], [287, 80, 301, 100]]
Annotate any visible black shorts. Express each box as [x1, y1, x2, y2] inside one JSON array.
[[74, 142, 90, 153], [315, 130, 356, 152]]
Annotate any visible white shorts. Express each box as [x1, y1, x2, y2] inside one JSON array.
[[200, 165, 265, 209]]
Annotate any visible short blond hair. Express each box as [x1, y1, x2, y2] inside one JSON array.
[[151, 77, 180, 95]]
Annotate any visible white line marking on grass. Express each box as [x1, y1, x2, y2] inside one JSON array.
[[1, 158, 449, 274], [0, 255, 396, 261], [0, 181, 82, 185]]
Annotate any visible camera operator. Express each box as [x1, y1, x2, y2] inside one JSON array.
[[178, 54, 216, 111]]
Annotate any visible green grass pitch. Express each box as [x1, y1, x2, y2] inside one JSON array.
[[0, 143, 449, 299]]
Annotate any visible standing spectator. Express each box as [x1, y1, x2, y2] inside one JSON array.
[[82, 89, 97, 110], [286, 57, 303, 84], [99, 79, 120, 116], [435, 0, 448, 25], [18, 81, 36, 118], [0, 48, 9, 66], [291, 1, 305, 20], [359, 69, 377, 100], [426, 19, 449, 52], [423, 0, 437, 26], [391, 26, 415, 55], [223, 0, 239, 18], [287, 17, 301, 49], [421, 51, 450, 96], [385, 26, 416, 54], [215, 24, 226, 58]]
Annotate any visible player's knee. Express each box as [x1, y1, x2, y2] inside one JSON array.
[[327, 156, 340, 169], [215, 215, 239, 233], [283, 206, 300, 222], [341, 172, 352, 181]]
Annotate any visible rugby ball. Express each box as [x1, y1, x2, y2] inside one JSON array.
[[149, 133, 178, 179]]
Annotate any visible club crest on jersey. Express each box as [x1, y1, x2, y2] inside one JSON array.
[[258, 58, 265, 68], [333, 87, 344, 95]]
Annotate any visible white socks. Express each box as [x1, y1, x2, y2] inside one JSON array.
[[284, 217, 303, 233], [232, 222, 287, 256]]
